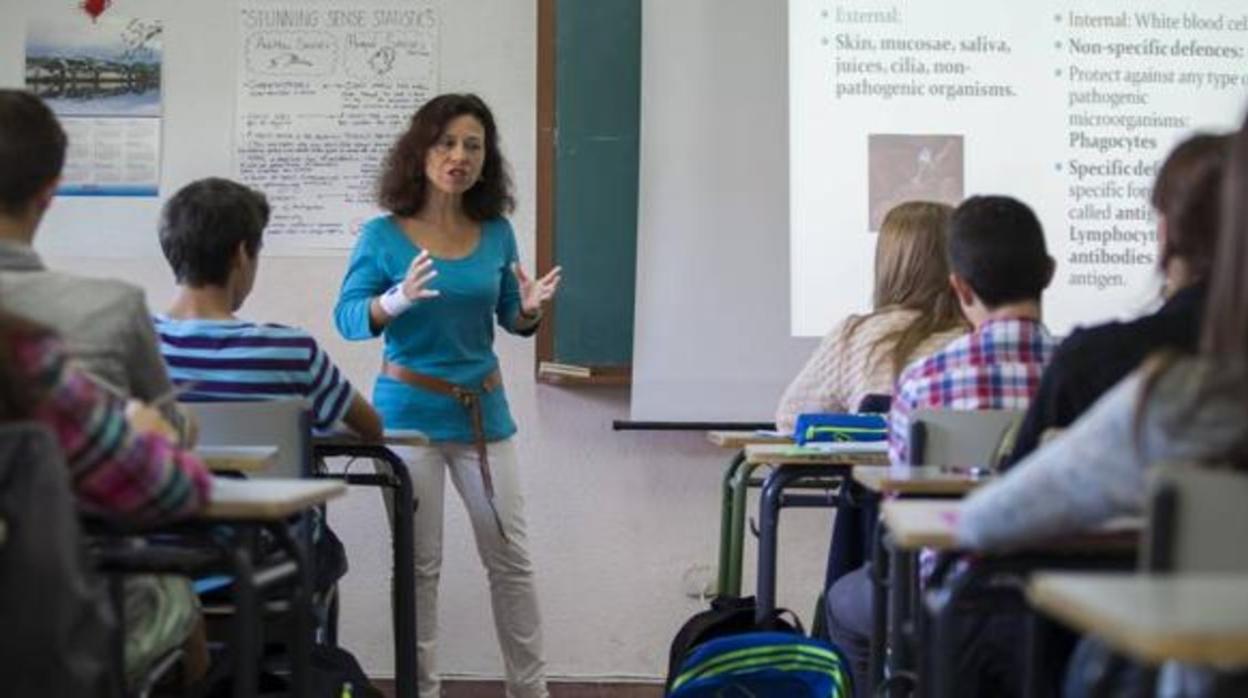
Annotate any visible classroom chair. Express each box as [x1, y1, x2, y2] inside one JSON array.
[[1145, 462, 1248, 573], [1059, 464, 1248, 698], [186, 399, 312, 478], [0, 422, 120, 695], [907, 408, 1025, 468], [182, 400, 336, 681]]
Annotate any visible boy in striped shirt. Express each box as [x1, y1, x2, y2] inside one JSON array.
[[153, 177, 382, 439]]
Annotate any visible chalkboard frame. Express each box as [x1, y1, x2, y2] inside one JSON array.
[[534, 0, 638, 387]]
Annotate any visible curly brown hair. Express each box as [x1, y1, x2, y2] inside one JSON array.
[[377, 93, 514, 221]]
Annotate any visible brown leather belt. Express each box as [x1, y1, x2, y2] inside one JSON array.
[[382, 360, 508, 540]]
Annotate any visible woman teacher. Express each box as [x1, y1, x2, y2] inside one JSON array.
[[335, 93, 560, 698]]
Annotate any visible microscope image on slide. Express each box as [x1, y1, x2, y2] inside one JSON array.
[[867, 134, 964, 231]]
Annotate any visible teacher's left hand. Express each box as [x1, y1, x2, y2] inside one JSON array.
[[514, 264, 562, 316]]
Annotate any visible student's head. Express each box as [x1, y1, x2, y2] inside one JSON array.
[[1203, 111, 1248, 361], [874, 201, 956, 309], [947, 195, 1053, 318], [860, 201, 966, 376], [0, 90, 66, 233], [159, 178, 269, 307], [1151, 133, 1231, 291], [378, 93, 514, 221]]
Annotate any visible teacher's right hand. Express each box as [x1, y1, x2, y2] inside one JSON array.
[[400, 250, 441, 302], [380, 250, 441, 318]]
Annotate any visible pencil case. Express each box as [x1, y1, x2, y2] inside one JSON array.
[[793, 413, 888, 445]]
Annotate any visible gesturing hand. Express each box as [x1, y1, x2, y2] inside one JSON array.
[[380, 250, 440, 317], [514, 264, 562, 317], [401, 250, 441, 302]]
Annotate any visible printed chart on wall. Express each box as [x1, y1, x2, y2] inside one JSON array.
[[235, 2, 439, 252], [790, 0, 1248, 337], [25, 14, 163, 198]]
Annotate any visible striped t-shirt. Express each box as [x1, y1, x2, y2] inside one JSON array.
[[153, 316, 355, 431]]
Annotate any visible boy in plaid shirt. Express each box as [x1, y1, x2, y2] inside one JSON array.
[[887, 196, 1058, 466], [828, 195, 1057, 697]]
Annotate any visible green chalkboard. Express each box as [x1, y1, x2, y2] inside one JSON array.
[[549, 0, 640, 368]]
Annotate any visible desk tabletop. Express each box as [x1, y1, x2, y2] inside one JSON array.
[[853, 465, 992, 496], [195, 446, 280, 473], [744, 442, 889, 466], [312, 428, 429, 448], [881, 499, 961, 550], [881, 499, 1141, 553], [202, 477, 347, 521], [1029, 572, 1248, 666], [706, 431, 792, 449]]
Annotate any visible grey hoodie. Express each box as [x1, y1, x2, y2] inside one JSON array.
[[957, 357, 1248, 550]]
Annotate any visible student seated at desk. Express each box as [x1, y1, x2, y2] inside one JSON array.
[[826, 195, 1059, 697], [151, 177, 382, 440], [0, 89, 190, 436], [0, 305, 213, 687], [955, 116, 1248, 698], [774, 201, 968, 434], [1005, 133, 1230, 467]]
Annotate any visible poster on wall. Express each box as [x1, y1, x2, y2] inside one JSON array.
[[25, 15, 163, 197], [235, 3, 440, 252]]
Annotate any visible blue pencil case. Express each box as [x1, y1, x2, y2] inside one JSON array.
[[793, 412, 887, 445]]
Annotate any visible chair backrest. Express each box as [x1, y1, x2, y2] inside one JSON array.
[[185, 399, 311, 478], [0, 421, 116, 695], [908, 408, 1025, 468], [1144, 463, 1248, 573]]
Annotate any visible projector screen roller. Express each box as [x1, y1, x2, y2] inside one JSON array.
[[790, 0, 1248, 337]]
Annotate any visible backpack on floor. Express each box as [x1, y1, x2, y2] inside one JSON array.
[[669, 631, 853, 698], [665, 595, 801, 694]]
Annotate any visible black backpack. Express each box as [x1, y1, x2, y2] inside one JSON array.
[[664, 595, 802, 695]]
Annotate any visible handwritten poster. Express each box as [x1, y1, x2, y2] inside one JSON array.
[[235, 4, 439, 251]]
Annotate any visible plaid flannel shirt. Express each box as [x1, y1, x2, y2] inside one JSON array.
[[888, 317, 1057, 465]]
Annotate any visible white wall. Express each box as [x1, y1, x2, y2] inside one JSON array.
[[0, 0, 831, 681]]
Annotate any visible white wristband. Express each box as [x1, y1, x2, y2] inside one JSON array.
[[379, 283, 415, 318]]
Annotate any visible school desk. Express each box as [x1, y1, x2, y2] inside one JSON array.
[[195, 445, 280, 473], [745, 442, 890, 625], [89, 477, 345, 698], [706, 430, 793, 596], [1028, 572, 1248, 666], [878, 500, 1140, 698], [311, 428, 427, 698]]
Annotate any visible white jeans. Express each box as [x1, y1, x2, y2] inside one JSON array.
[[395, 438, 548, 698]]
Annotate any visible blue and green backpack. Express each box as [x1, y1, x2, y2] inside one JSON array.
[[668, 631, 853, 698]]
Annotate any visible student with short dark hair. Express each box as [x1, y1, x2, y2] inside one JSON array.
[[828, 195, 1059, 697], [154, 177, 382, 439], [887, 195, 1058, 465], [0, 88, 212, 690], [958, 115, 1248, 698], [0, 89, 187, 430], [1005, 133, 1230, 466]]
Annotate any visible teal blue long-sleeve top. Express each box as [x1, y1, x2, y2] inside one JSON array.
[[334, 215, 536, 442]]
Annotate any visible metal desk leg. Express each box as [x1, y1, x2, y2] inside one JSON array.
[[231, 528, 259, 698], [883, 538, 917, 698], [867, 512, 888, 695], [755, 465, 843, 626], [727, 461, 768, 597], [271, 522, 313, 698], [316, 444, 418, 698], [716, 450, 747, 596], [383, 453, 419, 698]]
